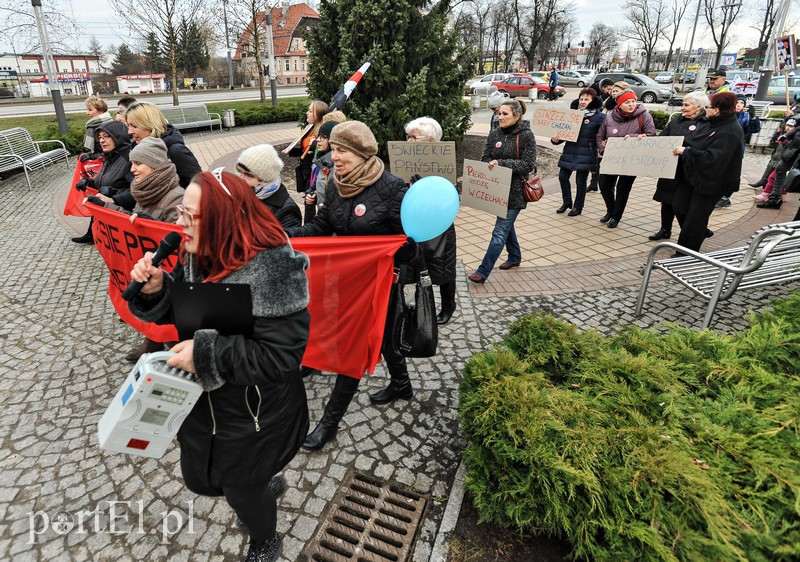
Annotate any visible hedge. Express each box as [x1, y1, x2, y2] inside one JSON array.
[[459, 294, 800, 561]]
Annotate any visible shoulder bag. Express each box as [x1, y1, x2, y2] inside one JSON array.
[[516, 134, 544, 202], [388, 253, 438, 358]]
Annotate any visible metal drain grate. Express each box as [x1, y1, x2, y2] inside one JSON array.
[[302, 470, 428, 562]]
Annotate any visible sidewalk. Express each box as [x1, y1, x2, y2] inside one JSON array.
[[1, 118, 797, 562]]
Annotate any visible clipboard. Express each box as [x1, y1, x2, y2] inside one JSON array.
[[170, 282, 254, 340]]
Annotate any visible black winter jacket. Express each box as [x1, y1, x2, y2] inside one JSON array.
[[261, 184, 302, 229], [421, 224, 457, 285], [653, 113, 708, 202], [481, 120, 537, 210], [93, 120, 135, 210], [553, 97, 604, 172], [286, 169, 407, 237], [160, 125, 201, 188], [681, 113, 744, 196], [129, 245, 310, 487]]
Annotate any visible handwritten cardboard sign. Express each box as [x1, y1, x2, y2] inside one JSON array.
[[530, 106, 585, 142], [599, 136, 683, 179], [461, 159, 512, 217], [388, 141, 457, 184]]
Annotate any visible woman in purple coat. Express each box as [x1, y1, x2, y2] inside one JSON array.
[[595, 90, 657, 228]]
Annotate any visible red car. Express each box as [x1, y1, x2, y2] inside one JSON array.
[[491, 74, 566, 99]]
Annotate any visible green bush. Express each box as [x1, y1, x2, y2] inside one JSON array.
[[459, 294, 800, 561], [649, 110, 669, 130], [205, 99, 308, 127]]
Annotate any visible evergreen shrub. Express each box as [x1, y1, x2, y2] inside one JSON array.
[[459, 294, 800, 561], [649, 110, 669, 130]]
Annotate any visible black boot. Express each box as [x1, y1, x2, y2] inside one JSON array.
[[369, 366, 413, 405], [244, 533, 283, 562], [648, 229, 671, 241], [757, 195, 783, 209], [71, 218, 94, 244], [125, 337, 164, 363], [749, 166, 774, 188], [436, 282, 456, 325], [302, 374, 359, 451]]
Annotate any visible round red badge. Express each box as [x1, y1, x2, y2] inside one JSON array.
[[612, 128, 618, 134], [354, 204, 366, 217], [688, 125, 696, 131], [584, 119, 590, 124], [495, 141, 502, 148]]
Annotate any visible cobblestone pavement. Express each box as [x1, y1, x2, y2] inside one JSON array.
[[0, 126, 797, 562]]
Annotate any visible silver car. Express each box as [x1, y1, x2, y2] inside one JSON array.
[[555, 70, 590, 87], [467, 73, 514, 95], [764, 75, 800, 104], [593, 72, 675, 103]]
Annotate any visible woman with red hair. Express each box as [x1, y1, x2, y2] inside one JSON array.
[[128, 170, 310, 562]]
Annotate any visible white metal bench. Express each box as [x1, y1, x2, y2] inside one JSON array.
[[157, 104, 222, 132], [747, 100, 774, 119], [0, 127, 69, 190], [635, 220, 800, 328]]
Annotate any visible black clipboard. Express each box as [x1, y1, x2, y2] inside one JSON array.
[[170, 282, 254, 340]]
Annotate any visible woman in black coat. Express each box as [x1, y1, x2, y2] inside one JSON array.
[[404, 116, 458, 324], [551, 89, 604, 216], [673, 91, 744, 254], [469, 98, 536, 283], [124, 101, 202, 188], [648, 90, 709, 241], [129, 171, 310, 562], [71, 120, 135, 244], [287, 120, 416, 451]]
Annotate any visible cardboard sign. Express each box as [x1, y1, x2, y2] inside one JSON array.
[[775, 35, 796, 71], [599, 136, 683, 179], [388, 141, 457, 184], [530, 106, 585, 142], [461, 159, 512, 217]]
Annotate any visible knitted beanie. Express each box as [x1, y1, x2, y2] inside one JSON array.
[[130, 137, 168, 168], [329, 121, 378, 159], [488, 91, 506, 109], [786, 118, 797, 127], [317, 120, 338, 139], [237, 144, 284, 181], [616, 89, 637, 105]]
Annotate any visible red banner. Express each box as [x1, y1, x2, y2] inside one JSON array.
[[86, 204, 406, 379], [64, 158, 103, 217]]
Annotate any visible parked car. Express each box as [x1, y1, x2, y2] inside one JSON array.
[[527, 70, 549, 80], [574, 69, 597, 83], [555, 70, 589, 87], [764, 75, 800, 103], [678, 71, 697, 84], [593, 72, 675, 103], [492, 75, 566, 99], [654, 71, 675, 83], [467, 73, 514, 95]]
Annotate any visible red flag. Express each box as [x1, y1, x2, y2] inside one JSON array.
[[64, 158, 103, 217], [86, 204, 405, 378]]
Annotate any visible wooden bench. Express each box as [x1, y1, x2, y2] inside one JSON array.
[[635, 220, 800, 328], [0, 127, 70, 190], [157, 104, 222, 132]]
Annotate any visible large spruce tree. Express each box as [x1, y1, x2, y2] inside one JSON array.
[[306, 0, 476, 152]]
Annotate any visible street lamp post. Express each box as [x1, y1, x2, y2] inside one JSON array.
[[31, 0, 67, 134], [222, 0, 235, 90], [264, 13, 277, 106]]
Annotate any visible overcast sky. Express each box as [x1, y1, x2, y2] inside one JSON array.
[[0, 0, 775, 61]]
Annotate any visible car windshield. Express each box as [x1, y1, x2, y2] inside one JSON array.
[[530, 76, 546, 85], [636, 74, 661, 85]]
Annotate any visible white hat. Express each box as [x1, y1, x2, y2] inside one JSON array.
[[237, 144, 284, 182]]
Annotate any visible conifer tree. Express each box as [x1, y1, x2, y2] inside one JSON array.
[[112, 44, 143, 75], [306, 0, 476, 152], [143, 32, 167, 73]]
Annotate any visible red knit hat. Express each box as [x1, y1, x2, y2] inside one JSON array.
[[616, 89, 637, 105]]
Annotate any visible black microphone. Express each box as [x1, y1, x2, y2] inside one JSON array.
[[121, 232, 182, 301]]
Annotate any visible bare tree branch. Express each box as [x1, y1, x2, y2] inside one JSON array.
[[659, 0, 691, 70], [703, 0, 742, 68], [621, 0, 669, 73]]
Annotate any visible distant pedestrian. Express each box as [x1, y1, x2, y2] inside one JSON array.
[[548, 67, 559, 100]]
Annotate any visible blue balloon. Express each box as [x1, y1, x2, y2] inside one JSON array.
[[401, 176, 459, 242]]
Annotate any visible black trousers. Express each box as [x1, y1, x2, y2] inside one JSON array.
[[659, 203, 675, 232], [672, 182, 719, 252], [598, 174, 636, 220], [558, 168, 588, 210], [181, 453, 277, 543]]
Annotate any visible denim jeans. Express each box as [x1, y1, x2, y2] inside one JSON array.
[[476, 208, 521, 278]]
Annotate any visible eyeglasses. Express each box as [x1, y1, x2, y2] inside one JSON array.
[[176, 204, 200, 226], [97, 133, 112, 140]]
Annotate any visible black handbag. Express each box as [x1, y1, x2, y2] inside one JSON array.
[[786, 168, 800, 193], [390, 257, 438, 358]]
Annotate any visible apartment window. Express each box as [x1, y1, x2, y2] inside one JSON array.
[[302, 60, 306, 71], [285, 60, 290, 72], [293, 59, 297, 71]]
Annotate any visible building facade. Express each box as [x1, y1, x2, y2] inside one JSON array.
[[0, 52, 104, 97], [234, 2, 319, 86]]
